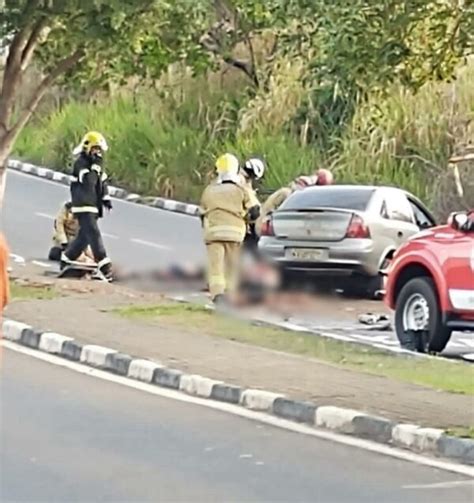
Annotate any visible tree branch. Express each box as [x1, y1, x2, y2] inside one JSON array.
[[8, 49, 84, 142], [4, 0, 42, 70], [21, 17, 50, 71], [200, 30, 259, 87], [222, 54, 259, 87], [0, 0, 44, 131], [244, 34, 259, 87]]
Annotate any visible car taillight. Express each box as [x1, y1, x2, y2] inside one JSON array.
[[260, 217, 275, 236], [346, 214, 370, 238]]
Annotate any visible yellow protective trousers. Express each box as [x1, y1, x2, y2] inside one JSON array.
[[206, 241, 241, 298]]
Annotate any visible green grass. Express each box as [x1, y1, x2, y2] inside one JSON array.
[[10, 282, 57, 301], [445, 427, 474, 439], [14, 59, 474, 215], [114, 302, 474, 396]]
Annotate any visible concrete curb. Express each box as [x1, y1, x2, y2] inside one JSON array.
[[7, 159, 200, 218], [2, 317, 474, 466]]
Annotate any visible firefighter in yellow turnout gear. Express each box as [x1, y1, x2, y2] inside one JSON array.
[[200, 154, 260, 304], [48, 201, 93, 262]]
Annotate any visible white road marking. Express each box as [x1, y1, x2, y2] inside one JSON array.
[[255, 461, 265, 466], [447, 342, 469, 349], [35, 212, 55, 220], [9, 253, 25, 264], [11, 170, 196, 220], [131, 238, 171, 250], [102, 232, 118, 239], [403, 480, 474, 489], [239, 454, 253, 459], [32, 260, 51, 268], [3, 340, 474, 478]]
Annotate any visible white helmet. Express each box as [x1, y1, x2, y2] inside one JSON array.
[[243, 158, 265, 180]]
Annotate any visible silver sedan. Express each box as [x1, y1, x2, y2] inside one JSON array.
[[258, 185, 436, 297]]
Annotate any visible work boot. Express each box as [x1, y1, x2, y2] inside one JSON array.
[[98, 258, 114, 282], [60, 252, 73, 271]]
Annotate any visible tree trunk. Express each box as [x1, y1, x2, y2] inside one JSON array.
[[0, 168, 7, 211], [0, 49, 83, 186], [0, 130, 15, 210]]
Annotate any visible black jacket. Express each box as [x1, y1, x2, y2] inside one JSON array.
[[70, 153, 110, 218]]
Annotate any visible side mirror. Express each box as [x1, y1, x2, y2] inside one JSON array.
[[448, 212, 469, 230], [418, 221, 432, 230]]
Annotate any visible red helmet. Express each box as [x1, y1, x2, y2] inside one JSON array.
[[315, 169, 334, 185]]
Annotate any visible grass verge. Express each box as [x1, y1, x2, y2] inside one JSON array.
[[10, 282, 57, 301], [445, 427, 474, 439], [114, 302, 474, 396]]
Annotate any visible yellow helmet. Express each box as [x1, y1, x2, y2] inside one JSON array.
[[215, 153, 239, 175], [73, 131, 108, 155]]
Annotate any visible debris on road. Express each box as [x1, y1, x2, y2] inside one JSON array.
[[358, 313, 392, 331]]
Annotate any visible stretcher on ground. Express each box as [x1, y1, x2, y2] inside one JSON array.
[[58, 261, 109, 281]]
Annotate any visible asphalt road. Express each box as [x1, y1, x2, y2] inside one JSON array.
[[2, 169, 474, 360], [1, 348, 473, 503], [1, 170, 206, 271]]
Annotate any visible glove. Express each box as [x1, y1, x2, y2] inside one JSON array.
[[103, 199, 113, 211]]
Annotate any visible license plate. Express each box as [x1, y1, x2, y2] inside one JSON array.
[[286, 248, 328, 261]]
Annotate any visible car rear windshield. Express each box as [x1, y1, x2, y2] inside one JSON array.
[[280, 187, 375, 212]]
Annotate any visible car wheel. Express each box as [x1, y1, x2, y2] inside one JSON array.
[[394, 277, 452, 353], [364, 256, 392, 300], [279, 268, 297, 291], [343, 275, 382, 300]]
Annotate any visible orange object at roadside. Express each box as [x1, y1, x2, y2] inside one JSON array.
[[0, 232, 9, 316]]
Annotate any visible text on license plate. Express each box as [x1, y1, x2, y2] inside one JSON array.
[[286, 248, 328, 261]]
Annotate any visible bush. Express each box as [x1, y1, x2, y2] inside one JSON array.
[[333, 61, 474, 216], [14, 87, 322, 201], [14, 60, 473, 214]]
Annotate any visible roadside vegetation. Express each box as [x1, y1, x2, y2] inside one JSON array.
[[2, 2, 472, 218], [14, 60, 474, 217], [10, 281, 57, 301], [114, 301, 474, 396], [446, 427, 474, 439]]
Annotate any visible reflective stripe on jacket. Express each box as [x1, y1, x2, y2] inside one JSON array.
[[70, 153, 110, 217], [200, 181, 253, 243]]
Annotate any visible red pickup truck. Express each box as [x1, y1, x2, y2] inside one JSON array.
[[385, 211, 474, 353]]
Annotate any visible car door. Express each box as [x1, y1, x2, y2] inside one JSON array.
[[441, 222, 474, 314], [381, 189, 420, 246], [407, 197, 436, 230]]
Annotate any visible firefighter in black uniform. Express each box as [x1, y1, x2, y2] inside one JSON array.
[[61, 131, 113, 280]]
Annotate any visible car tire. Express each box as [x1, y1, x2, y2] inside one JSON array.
[[343, 275, 381, 300], [394, 277, 452, 353], [280, 268, 296, 291]]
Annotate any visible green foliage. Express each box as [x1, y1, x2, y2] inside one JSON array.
[[6, 1, 474, 215], [278, 0, 473, 91], [14, 59, 474, 216], [1, 0, 211, 89], [274, 0, 474, 144], [333, 61, 474, 215]]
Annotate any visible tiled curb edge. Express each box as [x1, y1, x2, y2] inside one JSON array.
[[3, 318, 473, 467], [8, 159, 200, 217]]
